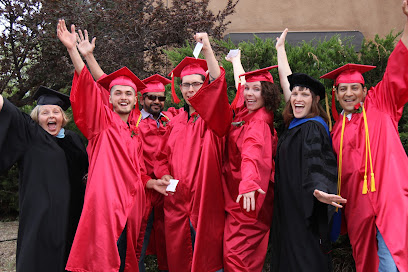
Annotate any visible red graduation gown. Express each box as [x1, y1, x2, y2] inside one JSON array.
[[135, 108, 181, 271], [155, 68, 232, 272], [331, 40, 408, 272], [66, 67, 150, 272], [222, 103, 276, 272]]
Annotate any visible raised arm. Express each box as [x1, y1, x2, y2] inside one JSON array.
[[276, 28, 292, 102], [194, 33, 220, 80], [77, 29, 105, 81], [402, 0, 408, 48], [225, 49, 246, 90], [57, 19, 85, 75]]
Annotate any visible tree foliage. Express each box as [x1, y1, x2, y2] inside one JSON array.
[[0, 0, 239, 106]]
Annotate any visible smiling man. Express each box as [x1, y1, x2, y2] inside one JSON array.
[[155, 33, 232, 272], [320, 2, 408, 271], [57, 19, 169, 272]]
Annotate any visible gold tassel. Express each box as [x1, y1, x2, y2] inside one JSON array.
[[363, 175, 368, 194]]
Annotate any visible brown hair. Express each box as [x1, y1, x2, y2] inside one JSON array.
[[261, 81, 281, 112], [30, 105, 70, 127], [282, 86, 329, 127]]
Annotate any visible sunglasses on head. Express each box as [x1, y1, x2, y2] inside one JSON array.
[[144, 94, 166, 102]]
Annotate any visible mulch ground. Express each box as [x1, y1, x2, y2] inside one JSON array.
[[0, 221, 18, 272]]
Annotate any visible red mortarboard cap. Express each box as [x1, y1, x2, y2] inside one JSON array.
[[33, 86, 71, 111], [168, 57, 208, 103], [140, 74, 171, 95], [320, 64, 376, 86], [168, 57, 208, 78], [231, 66, 278, 110], [97, 67, 146, 93], [239, 65, 278, 83]]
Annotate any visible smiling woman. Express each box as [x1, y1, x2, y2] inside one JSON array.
[[30, 104, 69, 136], [270, 29, 346, 272], [0, 86, 88, 271]]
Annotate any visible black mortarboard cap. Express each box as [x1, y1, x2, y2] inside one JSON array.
[[288, 73, 326, 98], [33, 86, 71, 111]]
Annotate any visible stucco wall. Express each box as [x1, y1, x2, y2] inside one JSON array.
[[210, 0, 406, 40]]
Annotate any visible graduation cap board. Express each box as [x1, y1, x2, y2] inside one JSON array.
[[288, 73, 326, 98], [320, 64, 376, 86], [239, 65, 278, 84], [97, 67, 147, 93], [140, 74, 171, 95], [33, 86, 71, 111], [168, 57, 208, 103]]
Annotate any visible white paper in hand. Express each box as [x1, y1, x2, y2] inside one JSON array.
[[226, 49, 240, 59], [193, 42, 203, 59], [166, 179, 179, 192]]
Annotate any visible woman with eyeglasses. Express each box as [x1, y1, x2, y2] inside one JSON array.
[[222, 50, 280, 272]]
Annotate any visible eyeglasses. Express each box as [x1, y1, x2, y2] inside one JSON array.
[[144, 94, 166, 102], [180, 82, 204, 90]]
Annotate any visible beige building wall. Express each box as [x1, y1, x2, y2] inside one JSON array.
[[210, 0, 406, 40]]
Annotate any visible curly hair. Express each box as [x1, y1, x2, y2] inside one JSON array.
[[261, 81, 281, 112], [282, 86, 329, 127]]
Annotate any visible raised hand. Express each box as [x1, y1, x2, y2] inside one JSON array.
[[276, 28, 288, 50], [57, 19, 78, 50], [313, 189, 347, 208], [77, 29, 96, 58], [403, 0, 408, 17], [225, 49, 241, 64], [194, 32, 212, 52]]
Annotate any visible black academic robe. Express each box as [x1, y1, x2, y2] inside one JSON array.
[[270, 120, 337, 272], [0, 98, 88, 272]]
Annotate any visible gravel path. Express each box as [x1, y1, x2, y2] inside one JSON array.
[[0, 221, 18, 272]]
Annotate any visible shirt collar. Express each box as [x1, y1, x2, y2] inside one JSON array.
[[140, 108, 165, 121]]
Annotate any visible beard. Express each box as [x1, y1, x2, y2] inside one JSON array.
[[146, 103, 163, 116]]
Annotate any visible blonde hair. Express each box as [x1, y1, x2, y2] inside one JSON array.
[[30, 105, 70, 127]]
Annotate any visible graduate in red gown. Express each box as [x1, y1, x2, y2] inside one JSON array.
[[72, 29, 178, 271], [222, 50, 280, 272], [57, 20, 169, 272], [135, 74, 181, 272], [320, 3, 408, 271], [155, 33, 233, 272]]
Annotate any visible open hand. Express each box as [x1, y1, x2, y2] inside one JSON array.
[[236, 188, 266, 212], [313, 189, 347, 208], [77, 29, 96, 58], [276, 28, 288, 50], [57, 19, 78, 50]]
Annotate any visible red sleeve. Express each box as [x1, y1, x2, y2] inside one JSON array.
[[238, 120, 272, 195], [188, 68, 233, 137], [70, 66, 111, 139], [154, 123, 172, 179], [369, 40, 408, 119], [163, 107, 183, 119], [96, 73, 111, 107]]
